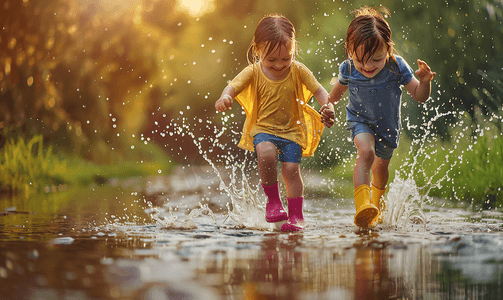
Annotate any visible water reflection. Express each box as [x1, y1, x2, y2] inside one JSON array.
[[2, 181, 503, 299], [354, 244, 390, 299], [193, 233, 404, 299], [2, 224, 503, 299], [192, 231, 503, 299]]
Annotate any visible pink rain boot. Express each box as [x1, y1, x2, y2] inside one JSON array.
[[263, 182, 288, 223], [281, 197, 304, 232]]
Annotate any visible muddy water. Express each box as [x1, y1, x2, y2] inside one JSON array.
[[1, 167, 503, 300]]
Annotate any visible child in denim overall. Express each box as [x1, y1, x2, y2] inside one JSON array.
[[328, 6, 436, 227]]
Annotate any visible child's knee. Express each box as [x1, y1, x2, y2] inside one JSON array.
[[282, 163, 301, 180], [256, 143, 277, 162], [358, 146, 375, 162]]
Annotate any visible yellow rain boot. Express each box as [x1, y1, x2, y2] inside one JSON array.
[[370, 184, 386, 226], [354, 184, 378, 227]]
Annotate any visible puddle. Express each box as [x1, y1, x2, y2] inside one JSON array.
[[1, 169, 503, 299]]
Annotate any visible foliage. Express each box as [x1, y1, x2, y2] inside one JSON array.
[[381, 111, 503, 210], [427, 122, 503, 209], [1, 0, 502, 207], [253, 0, 503, 171], [305, 0, 503, 209], [0, 135, 67, 195], [0, 0, 160, 162], [390, 0, 503, 139], [60, 139, 173, 186], [1, 0, 501, 157], [325, 109, 503, 209], [0, 132, 172, 195], [305, 0, 503, 139]]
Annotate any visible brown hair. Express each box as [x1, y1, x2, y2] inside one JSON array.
[[246, 14, 298, 64], [345, 6, 398, 69]]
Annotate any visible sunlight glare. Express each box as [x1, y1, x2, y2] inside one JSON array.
[[175, 0, 215, 17], [80, 0, 139, 13]]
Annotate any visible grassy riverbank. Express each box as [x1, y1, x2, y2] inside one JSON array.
[[0, 135, 172, 196], [323, 119, 503, 210], [2, 122, 502, 212]]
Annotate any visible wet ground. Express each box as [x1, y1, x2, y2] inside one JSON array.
[[1, 165, 503, 300]]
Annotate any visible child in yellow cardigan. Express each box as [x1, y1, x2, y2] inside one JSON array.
[[215, 14, 334, 232]]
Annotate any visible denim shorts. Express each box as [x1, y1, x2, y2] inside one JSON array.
[[253, 133, 302, 163], [349, 122, 395, 160]]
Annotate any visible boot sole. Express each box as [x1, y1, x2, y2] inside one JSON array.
[[354, 206, 379, 227], [280, 222, 304, 232], [369, 213, 382, 227], [266, 213, 288, 223]]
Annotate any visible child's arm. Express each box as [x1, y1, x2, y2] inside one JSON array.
[[313, 86, 335, 128], [318, 80, 349, 128], [328, 80, 348, 105], [313, 86, 329, 106], [215, 86, 236, 112], [405, 59, 437, 104], [215, 65, 253, 112]]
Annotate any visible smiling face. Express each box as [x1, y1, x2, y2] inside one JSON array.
[[259, 41, 294, 80], [351, 44, 389, 78]]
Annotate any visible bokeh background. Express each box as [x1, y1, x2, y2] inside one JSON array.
[[1, 0, 502, 205]]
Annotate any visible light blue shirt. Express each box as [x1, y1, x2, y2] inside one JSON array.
[[338, 55, 414, 148]]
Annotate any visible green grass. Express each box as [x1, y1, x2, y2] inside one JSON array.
[[322, 115, 503, 210], [395, 116, 503, 210], [60, 140, 173, 186], [0, 135, 67, 195], [0, 135, 173, 196], [428, 130, 503, 209]]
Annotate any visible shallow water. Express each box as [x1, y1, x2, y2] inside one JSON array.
[[1, 168, 503, 300]]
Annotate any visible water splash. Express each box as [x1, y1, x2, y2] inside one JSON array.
[[98, 202, 217, 233], [204, 154, 280, 231], [381, 176, 426, 229], [161, 114, 279, 231], [381, 109, 459, 230], [153, 202, 217, 230]]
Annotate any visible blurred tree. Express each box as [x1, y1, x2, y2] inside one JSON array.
[[388, 0, 503, 138], [51, 4, 161, 162], [140, 0, 318, 163], [299, 0, 503, 169], [1, 0, 501, 167], [0, 0, 161, 163], [0, 0, 80, 144]]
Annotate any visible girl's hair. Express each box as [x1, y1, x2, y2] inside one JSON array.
[[345, 6, 398, 69], [246, 14, 298, 64]]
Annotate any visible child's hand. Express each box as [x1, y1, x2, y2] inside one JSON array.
[[320, 103, 335, 128], [415, 59, 437, 83], [215, 95, 233, 112]]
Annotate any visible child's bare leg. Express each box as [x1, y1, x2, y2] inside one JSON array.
[[280, 162, 304, 232], [371, 156, 391, 190], [353, 133, 376, 189], [256, 142, 288, 223], [281, 162, 303, 198], [370, 156, 391, 225], [352, 133, 379, 227], [256, 142, 278, 185]]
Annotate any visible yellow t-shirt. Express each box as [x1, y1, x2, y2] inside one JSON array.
[[228, 61, 324, 157]]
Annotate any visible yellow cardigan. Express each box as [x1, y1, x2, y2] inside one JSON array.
[[232, 62, 324, 157]]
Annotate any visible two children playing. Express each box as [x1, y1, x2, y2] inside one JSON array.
[[215, 7, 436, 232]]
